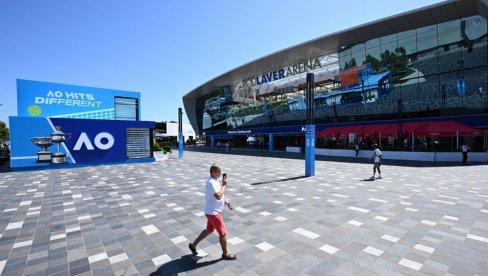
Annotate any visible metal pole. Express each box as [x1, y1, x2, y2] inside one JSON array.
[[412, 132, 414, 152], [456, 131, 459, 150], [178, 108, 183, 159], [305, 73, 315, 177], [268, 133, 273, 153], [397, 99, 403, 150]]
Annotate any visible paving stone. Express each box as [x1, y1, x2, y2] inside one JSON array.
[[0, 151, 487, 275]]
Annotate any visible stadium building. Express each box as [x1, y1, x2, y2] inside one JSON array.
[[183, 0, 488, 162]]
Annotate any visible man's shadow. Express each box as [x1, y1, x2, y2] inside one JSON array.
[[149, 255, 221, 275], [251, 175, 308, 185]]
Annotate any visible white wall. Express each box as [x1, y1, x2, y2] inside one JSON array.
[[286, 147, 488, 162], [292, 148, 488, 162], [166, 122, 196, 141]]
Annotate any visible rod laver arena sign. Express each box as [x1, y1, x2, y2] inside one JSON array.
[[241, 57, 322, 88]]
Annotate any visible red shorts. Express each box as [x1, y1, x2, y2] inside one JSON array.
[[205, 213, 227, 236]]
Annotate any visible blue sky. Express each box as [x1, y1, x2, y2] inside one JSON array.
[[0, 0, 444, 126]]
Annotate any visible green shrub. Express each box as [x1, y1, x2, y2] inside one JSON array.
[[162, 145, 172, 153], [153, 143, 161, 151]]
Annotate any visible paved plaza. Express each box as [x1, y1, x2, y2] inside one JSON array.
[[0, 151, 487, 275]]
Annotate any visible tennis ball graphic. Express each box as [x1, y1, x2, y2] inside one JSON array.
[[28, 105, 42, 116]]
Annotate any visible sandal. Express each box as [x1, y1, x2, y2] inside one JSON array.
[[188, 243, 198, 255], [221, 253, 237, 260]]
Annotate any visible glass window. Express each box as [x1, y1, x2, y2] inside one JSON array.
[[339, 50, 351, 70], [365, 38, 380, 49], [417, 26, 438, 52], [398, 35, 417, 55], [461, 16, 487, 69], [339, 48, 351, 56], [398, 29, 416, 39], [115, 97, 138, 121], [438, 19, 460, 46], [417, 24, 436, 34], [438, 42, 461, 73], [365, 46, 381, 72], [351, 43, 365, 53], [380, 40, 398, 71], [381, 40, 397, 54], [351, 50, 365, 66], [381, 34, 397, 44]]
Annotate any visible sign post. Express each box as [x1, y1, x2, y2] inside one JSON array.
[[305, 73, 315, 177]]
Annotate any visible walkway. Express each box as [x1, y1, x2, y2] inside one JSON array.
[[0, 151, 487, 275]]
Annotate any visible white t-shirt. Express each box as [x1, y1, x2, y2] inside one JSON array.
[[373, 148, 382, 163], [204, 176, 225, 215], [461, 145, 469, 153]]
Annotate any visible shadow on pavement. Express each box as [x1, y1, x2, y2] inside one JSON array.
[[251, 175, 309, 185], [149, 255, 221, 276]]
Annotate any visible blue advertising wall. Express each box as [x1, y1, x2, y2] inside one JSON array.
[[9, 116, 154, 169], [17, 79, 141, 119]]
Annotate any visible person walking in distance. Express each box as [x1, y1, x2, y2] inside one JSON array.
[[461, 144, 471, 164], [370, 144, 382, 180], [189, 164, 237, 260], [354, 143, 360, 158]]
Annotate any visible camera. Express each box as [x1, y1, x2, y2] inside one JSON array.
[[222, 173, 227, 179]]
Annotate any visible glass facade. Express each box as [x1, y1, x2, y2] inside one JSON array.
[[195, 15, 487, 151], [337, 15, 487, 122], [196, 15, 487, 135]]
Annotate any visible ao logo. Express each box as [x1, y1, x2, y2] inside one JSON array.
[[73, 132, 114, 151]]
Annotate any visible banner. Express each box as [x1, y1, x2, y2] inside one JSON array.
[[17, 79, 140, 119], [9, 116, 154, 169]]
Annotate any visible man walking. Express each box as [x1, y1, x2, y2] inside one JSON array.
[[370, 144, 382, 180], [189, 164, 237, 260]]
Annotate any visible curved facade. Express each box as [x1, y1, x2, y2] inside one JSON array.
[[183, 0, 488, 154]]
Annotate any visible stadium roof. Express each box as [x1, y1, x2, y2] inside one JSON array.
[[183, 0, 488, 133]]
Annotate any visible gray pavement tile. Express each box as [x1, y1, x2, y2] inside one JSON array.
[[68, 257, 89, 270], [1, 151, 488, 275], [69, 263, 90, 275]]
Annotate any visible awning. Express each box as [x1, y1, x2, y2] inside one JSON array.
[[382, 122, 425, 136], [414, 121, 483, 136], [357, 124, 391, 137], [317, 125, 364, 137], [316, 121, 482, 138]]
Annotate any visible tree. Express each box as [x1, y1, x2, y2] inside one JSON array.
[[0, 121, 9, 143], [155, 121, 167, 133]]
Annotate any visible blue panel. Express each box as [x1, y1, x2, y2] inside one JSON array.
[[9, 116, 155, 169], [50, 118, 127, 163], [17, 79, 140, 119], [305, 125, 315, 177], [178, 133, 184, 158]]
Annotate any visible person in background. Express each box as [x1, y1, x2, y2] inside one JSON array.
[[354, 143, 360, 158], [370, 144, 382, 180], [189, 164, 237, 260], [461, 144, 471, 164]]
